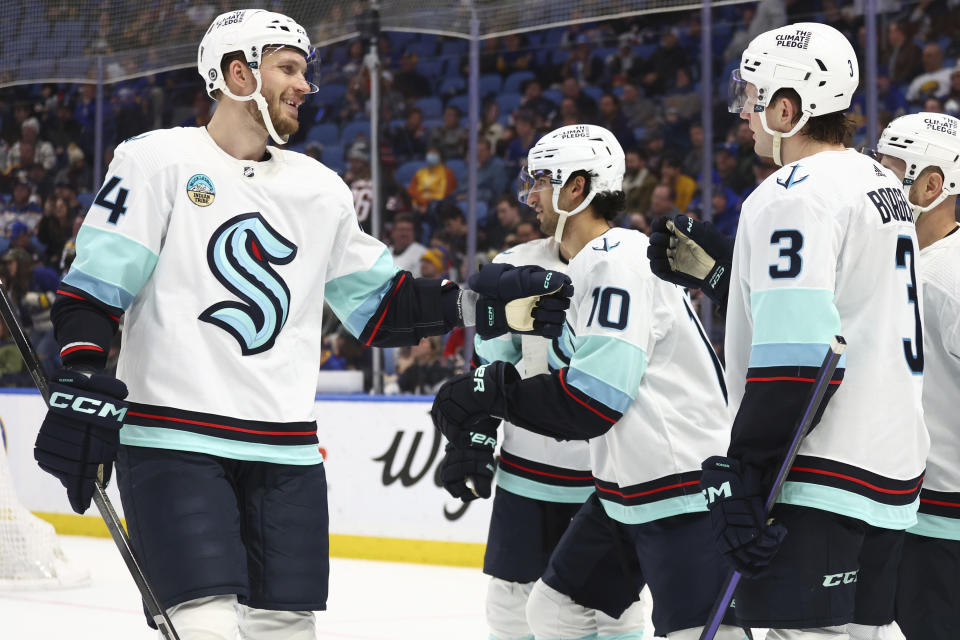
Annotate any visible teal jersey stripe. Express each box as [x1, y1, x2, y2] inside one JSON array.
[[567, 335, 647, 412], [119, 424, 323, 465], [496, 471, 595, 504], [779, 481, 918, 530], [325, 249, 399, 338], [489, 636, 534, 640], [749, 342, 848, 369], [474, 333, 521, 365], [907, 513, 960, 541], [750, 288, 841, 346], [598, 633, 645, 640], [67, 225, 160, 310], [528, 634, 597, 640], [598, 493, 707, 525]]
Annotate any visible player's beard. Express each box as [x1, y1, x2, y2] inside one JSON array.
[[537, 207, 559, 237], [246, 93, 300, 140]]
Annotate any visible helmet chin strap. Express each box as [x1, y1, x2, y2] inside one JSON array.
[[218, 70, 289, 145], [760, 111, 810, 166], [550, 188, 597, 244], [906, 186, 949, 222]]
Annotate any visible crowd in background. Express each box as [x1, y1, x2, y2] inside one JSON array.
[[1, 0, 959, 389]]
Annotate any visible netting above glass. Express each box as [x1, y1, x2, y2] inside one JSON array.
[[0, 0, 746, 87]]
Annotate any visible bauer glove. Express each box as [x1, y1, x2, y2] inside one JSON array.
[[647, 214, 734, 309], [700, 455, 787, 578], [34, 368, 128, 514], [438, 430, 498, 502], [468, 264, 573, 339]]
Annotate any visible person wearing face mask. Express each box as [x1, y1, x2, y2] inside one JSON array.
[[407, 145, 458, 213], [875, 113, 960, 640]]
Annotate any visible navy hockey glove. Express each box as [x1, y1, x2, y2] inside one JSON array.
[[431, 361, 519, 441], [438, 428, 498, 502], [34, 369, 128, 514], [700, 456, 787, 578], [647, 214, 734, 309], [469, 263, 573, 339]]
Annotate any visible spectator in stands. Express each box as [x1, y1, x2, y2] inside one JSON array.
[[623, 148, 658, 215], [924, 96, 945, 114], [53, 144, 91, 193], [396, 335, 456, 394], [561, 77, 597, 121], [407, 145, 457, 213], [344, 141, 374, 231], [635, 28, 689, 97], [885, 21, 924, 86], [480, 101, 506, 154], [46, 101, 82, 154], [714, 144, 747, 194], [1, 102, 30, 144], [684, 123, 704, 178], [73, 83, 114, 158], [643, 131, 666, 175], [562, 36, 604, 87], [514, 219, 542, 245], [481, 192, 519, 251], [660, 152, 696, 212], [944, 68, 960, 115], [342, 39, 366, 77], [389, 107, 427, 163], [596, 94, 636, 149], [394, 53, 432, 101], [458, 137, 508, 207], [26, 163, 54, 204], [338, 75, 368, 125], [389, 213, 426, 277], [419, 247, 445, 278], [646, 183, 679, 221], [37, 194, 72, 268], [740, 156, 778, 201], [6, 118, 56, 173], [8, 222, 42, 259], [663, 68, 701, 122], [505, 110, 540, 173], [519, 79, 556, 124], [304, 141, 323, 162], [2, 180, 42, 232], [625, 212, 651, 235], [906, 43, 955, 103], [605, 33, 641, 85], [496, 34, 533, 76], [553, 97, 582, 129], [179, 90, 214, 128], [437, 202, 467, 255], [619, 83, 657, 129], [429, 106, 468, 161], [723, 1, 787, 63]]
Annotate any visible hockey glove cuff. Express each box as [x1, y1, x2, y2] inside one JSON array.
[[431, 361, 519, 442], [34, 368, 129, 514], [468, 263, 573, 339], [700, 455, 787, 578], [439, 436, 497, 502], [648, 215, 734, 309]]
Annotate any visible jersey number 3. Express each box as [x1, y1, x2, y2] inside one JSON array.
[[896, 235, 923, 374]]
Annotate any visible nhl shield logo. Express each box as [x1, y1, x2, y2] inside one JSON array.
[[186, 174, 216, 207]]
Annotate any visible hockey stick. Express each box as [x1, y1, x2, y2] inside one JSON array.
[[0, 281, 180, 640], [698, 335, 847, 640]]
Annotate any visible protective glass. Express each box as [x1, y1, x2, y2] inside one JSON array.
[[728, 69, 760, 114], [517, 165, 558, 204], [261, 45, 322, 94]]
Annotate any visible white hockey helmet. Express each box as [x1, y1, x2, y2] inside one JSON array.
[[198, 9, 319, 145], [730, 22, 858, 165], [518, 124, 625, 243], [878, 112, 960, 217]]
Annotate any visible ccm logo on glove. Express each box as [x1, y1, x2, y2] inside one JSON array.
[[49, 392, 127, 421]]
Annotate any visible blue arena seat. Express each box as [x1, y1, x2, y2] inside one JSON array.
[[395, 160, 428, 186], [306, 123, 339, 146], [503, 70, 535, 94], [413, 96, 443, 119]]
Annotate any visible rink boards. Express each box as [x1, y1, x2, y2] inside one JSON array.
[[0, 390, 491, 567]]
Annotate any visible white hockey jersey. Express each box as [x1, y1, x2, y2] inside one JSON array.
[[911, 224, 960, 540], [474, 238, 593, 504], [63, 127, 399, 465], [725, 149, 928, 530], [554, 227, 730, 524]]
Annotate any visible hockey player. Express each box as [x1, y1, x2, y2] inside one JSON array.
[[431, 124, 744, 640], [874, 112, 960, 640], [441, 236, 645, 640], [650, 23, 928, 640], [29, 10, 573, 640]]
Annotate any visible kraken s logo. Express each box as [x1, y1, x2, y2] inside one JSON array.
[[199, 212, 298, 355]]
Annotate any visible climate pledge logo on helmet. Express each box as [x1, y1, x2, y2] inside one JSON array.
[[924, 117, 959, 136], [214, 10, 246, 29], [775, 29, 812, 49]]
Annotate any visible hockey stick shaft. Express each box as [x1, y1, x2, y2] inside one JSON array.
[[0, 282, 180, 640], [698, 335, 847, 640]]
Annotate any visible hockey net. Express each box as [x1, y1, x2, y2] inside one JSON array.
[[0, 422, 89, 590]]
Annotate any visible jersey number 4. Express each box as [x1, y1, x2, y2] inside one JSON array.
[[93, 176, 129, 224]]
